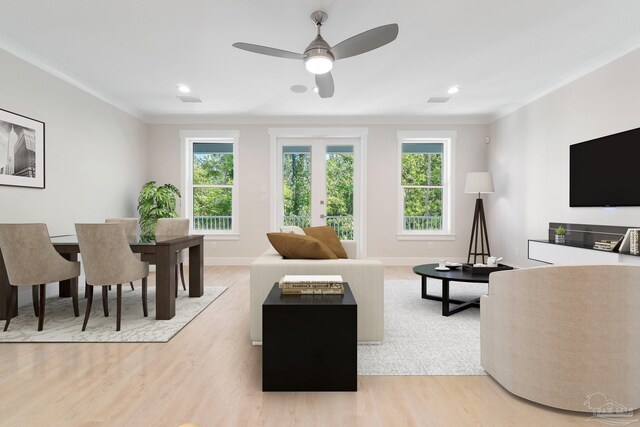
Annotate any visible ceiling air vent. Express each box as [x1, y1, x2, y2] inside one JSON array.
[[177, 96, 203, 103], [427, 97, 450, 103]]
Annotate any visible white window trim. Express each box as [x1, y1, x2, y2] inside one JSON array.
[[397, 130, 456, 241], [180, 130, 240, 240]]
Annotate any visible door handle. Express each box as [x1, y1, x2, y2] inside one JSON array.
[[320, 214, 326, 219]]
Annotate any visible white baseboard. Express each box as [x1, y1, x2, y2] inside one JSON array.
[[370, 256, 467, 266], [203, 257, 256, 266]]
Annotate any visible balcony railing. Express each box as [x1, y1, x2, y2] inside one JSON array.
[[403, 216, 442, 231], [284, 215, 354, 240], [194, 216, 232, 230]]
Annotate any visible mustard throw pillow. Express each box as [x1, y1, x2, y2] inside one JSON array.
[[303, 226, 348, 259], [267, 233, 338, 259]]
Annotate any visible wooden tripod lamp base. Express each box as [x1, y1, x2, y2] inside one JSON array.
[[467, 197, 490, 264], [464, 172, 494, 264]]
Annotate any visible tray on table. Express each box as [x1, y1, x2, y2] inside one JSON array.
[[462, 263, 513, 275]]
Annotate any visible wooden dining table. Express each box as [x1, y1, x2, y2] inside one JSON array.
[[0, 234, 204, 321]]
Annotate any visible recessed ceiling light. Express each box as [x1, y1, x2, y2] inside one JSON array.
[[447, 85, 461, 95], [313, 87, 319, 93], [290, 85, 308, 93], [177, 84, 191, 94]]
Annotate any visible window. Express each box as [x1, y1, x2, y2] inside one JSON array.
[[181, 131, 239, 237], [397, 131, 455, 239]]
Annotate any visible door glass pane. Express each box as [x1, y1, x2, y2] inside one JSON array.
[[282, 146, 311, 228], [193, 187, 232, 230], [403, 188, 443, 231], [193, 142, 234, 185], [326, 146, 354, 240]]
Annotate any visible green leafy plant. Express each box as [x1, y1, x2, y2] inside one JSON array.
[[137, 181, 181, 236], [555, 225, 566, 236]]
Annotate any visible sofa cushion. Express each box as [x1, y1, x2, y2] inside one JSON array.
[[279, 225, 305, 235], [267, 233, 338, 259], [303, 226, 348, 258]]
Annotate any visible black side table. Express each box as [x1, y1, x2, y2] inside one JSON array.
[[262, 282, 357, 392]]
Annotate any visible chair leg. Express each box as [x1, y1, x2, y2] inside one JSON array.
[[102, 286, 109, 317], [82, 285, 94, 331], [175, 266, 178, 299], [130, 282, 135, 291], [179, 263, 186, 291], [116, 284, 122, 332], [3, 286, 17, 332], [37, 284, 46, 331], [32, 285, 39, 317], [142, 277, 148, 317], [71, 281, 79, 317]]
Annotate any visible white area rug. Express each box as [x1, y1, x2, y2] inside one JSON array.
[[358, 279, 487, 376], [0, 286, 227, 343]]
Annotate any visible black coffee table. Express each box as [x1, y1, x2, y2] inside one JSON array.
[[413, 264, 489, 316]]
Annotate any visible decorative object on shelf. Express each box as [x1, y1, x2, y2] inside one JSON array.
[[465, 172, 494, 264], [593, 238, 623, 252], [554, 225, 566, 244], [137, 181, 181, 236], [0, 108, 45, 189]]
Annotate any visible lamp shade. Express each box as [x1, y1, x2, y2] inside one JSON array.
[[464, 172, 494, 194]]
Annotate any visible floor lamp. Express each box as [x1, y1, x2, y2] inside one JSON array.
[[465, 172, 494, 264]]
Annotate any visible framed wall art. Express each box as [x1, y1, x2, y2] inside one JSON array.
[[0, 108, 45, 189]]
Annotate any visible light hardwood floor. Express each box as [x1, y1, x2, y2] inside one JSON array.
[[0, 266, 614, 426]]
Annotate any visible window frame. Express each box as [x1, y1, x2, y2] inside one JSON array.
[[180, 130, 240, 239], [397, 130, 456, 240]]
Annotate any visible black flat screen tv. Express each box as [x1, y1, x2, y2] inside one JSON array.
[[570, 126, 640, 207]]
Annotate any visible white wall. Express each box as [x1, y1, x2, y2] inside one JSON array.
[[0, 49, 148, 233], [487, 47, 640, 267], [0, 48, 148, 304], [147, 122, 489, 263]]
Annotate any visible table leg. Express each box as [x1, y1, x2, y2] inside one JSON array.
[[442, 279, 450, 316], [0, 249, 18, 320], [156, 245, 177, 320], [59, 253, 77, 298], [421, 276, 427, 298], [189, 238, 204, 298]]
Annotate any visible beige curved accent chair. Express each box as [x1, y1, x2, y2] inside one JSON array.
[[156, 218, 190, 292], [105, 218, 139, 290], [481, 265, 640, 412], [0, 223, 80, 331], [75, 223, 149, 331]]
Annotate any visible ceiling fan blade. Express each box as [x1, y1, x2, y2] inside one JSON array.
[[315, 72, 334, 98], [232, 42, 304, 60], [330, 23, 399, 60]]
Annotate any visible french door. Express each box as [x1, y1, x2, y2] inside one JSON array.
[[274, 137, 361, 243]]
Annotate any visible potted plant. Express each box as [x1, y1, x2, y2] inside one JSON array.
[[555, 225, 566, 244], [137, 181, 181, 236]]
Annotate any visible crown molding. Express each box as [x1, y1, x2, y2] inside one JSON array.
[[0, 36, 144, 121], [489, 34, 640, 123]]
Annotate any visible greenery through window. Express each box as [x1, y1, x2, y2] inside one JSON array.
[[282, 145, 354, 240], [401, 142, 444, 231], [192, 142, 234, 231]]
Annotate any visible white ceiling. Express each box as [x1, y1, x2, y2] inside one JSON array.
[[0, 0, 639, 123]]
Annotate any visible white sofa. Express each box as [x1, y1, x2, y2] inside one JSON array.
[[250, 240, 384, 344]]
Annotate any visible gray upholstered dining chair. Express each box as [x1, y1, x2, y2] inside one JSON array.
[[156, 218, 190, 292], [0, 223, 81, 332], [75, 223, 149, 331], [105, 218, 139, 291]]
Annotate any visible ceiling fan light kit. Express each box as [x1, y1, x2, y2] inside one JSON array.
[[232, 10, 398, 98]]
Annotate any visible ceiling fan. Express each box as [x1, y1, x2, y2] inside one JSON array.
[[232, 11, 399, 98]]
